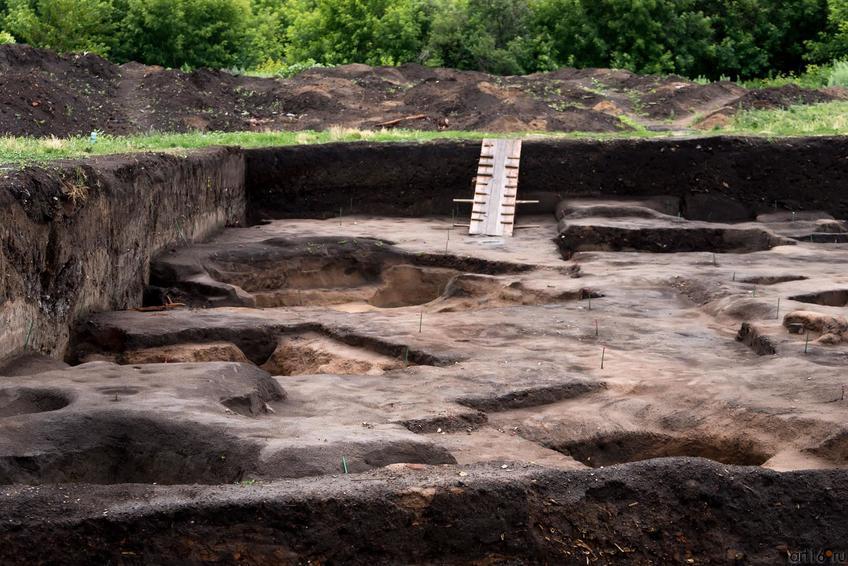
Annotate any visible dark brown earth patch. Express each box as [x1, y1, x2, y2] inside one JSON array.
[[401, 411, 488, 434], [2, 460, 844, 564], [555, 430, 772, 467], [790, 290, 848, 307], [458, 380, 603, 412], [740, 274, 807, 285], [0, 414, 262, 485], [557, 224, 792, 259], [736, 322, 778, 355]]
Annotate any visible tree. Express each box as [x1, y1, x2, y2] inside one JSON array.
[[116, 0, 253, 69], [245, 0, 290, 65], [426, 0, 552, 74], [696, 0, 827, 79], [4, 0, 115, 55], [532, 0, 714, 76], [806, 0, 848, 63], [285, 0, 430, 66]]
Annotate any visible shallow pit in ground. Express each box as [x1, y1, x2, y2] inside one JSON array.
[[0, 388, 70, 418], [790, 290, 848, 307], [739, 274, 807, 285], [79, 332, 436, 376], [248, 264, 459, 309], [555, 430, 773, 468], [151, 236, 543, 311], [261, 332, 409, 376], [556, 223, 792, 259]]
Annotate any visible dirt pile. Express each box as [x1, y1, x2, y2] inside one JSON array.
[[0, 43, 842, 137]]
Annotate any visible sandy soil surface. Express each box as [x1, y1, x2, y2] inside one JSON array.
[[2, 198, 848, 562], [53, 205, 848, 475], [0, 43, 844, 137]]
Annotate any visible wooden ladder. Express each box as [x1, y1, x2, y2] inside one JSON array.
[[453, 139, 534, 237]]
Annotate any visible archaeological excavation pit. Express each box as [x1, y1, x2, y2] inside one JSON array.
[[2, 137, 848, 563]]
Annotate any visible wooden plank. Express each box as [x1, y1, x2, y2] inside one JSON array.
[[467, 138, 523, 236]]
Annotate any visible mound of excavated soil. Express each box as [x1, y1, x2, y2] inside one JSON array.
[[0, 44, 842, 137]]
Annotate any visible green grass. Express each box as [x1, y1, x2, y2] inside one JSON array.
[[726, 101, 848, 136], [0, 127, 663, 166], [3, 101, 848, 166], [737, 63, 832, 89]]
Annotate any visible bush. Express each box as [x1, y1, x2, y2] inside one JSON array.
[[828, 59, 848, 86], [741, 63, 831, 89], [246, 0, 289, 64], [807, 0, 848, 64], [284, 0, 429, 66], [0, 30, 13, 44], [4, 0, 115, 55], [115, 0, 253, 69], [426, 0, 553, 74], [247, 57, 327, 77], [696, 0, 827, 80], [531, 0, 715, 77]]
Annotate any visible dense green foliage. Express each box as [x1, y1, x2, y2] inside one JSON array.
[[1, 0, 848, 79], [114, 0, 254, 69], [4, 0, 114, 55]]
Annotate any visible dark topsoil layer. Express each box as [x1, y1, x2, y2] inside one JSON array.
[[0, 43, 843, 137], [246, 136, 848, 222], [1, 458, 845, 564]]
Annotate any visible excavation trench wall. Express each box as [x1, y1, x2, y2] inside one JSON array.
[[2, 136, 848, 363], [246, 136, 848, 222], [0, 148, 245, 361], [1, 459, 847, 564]]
